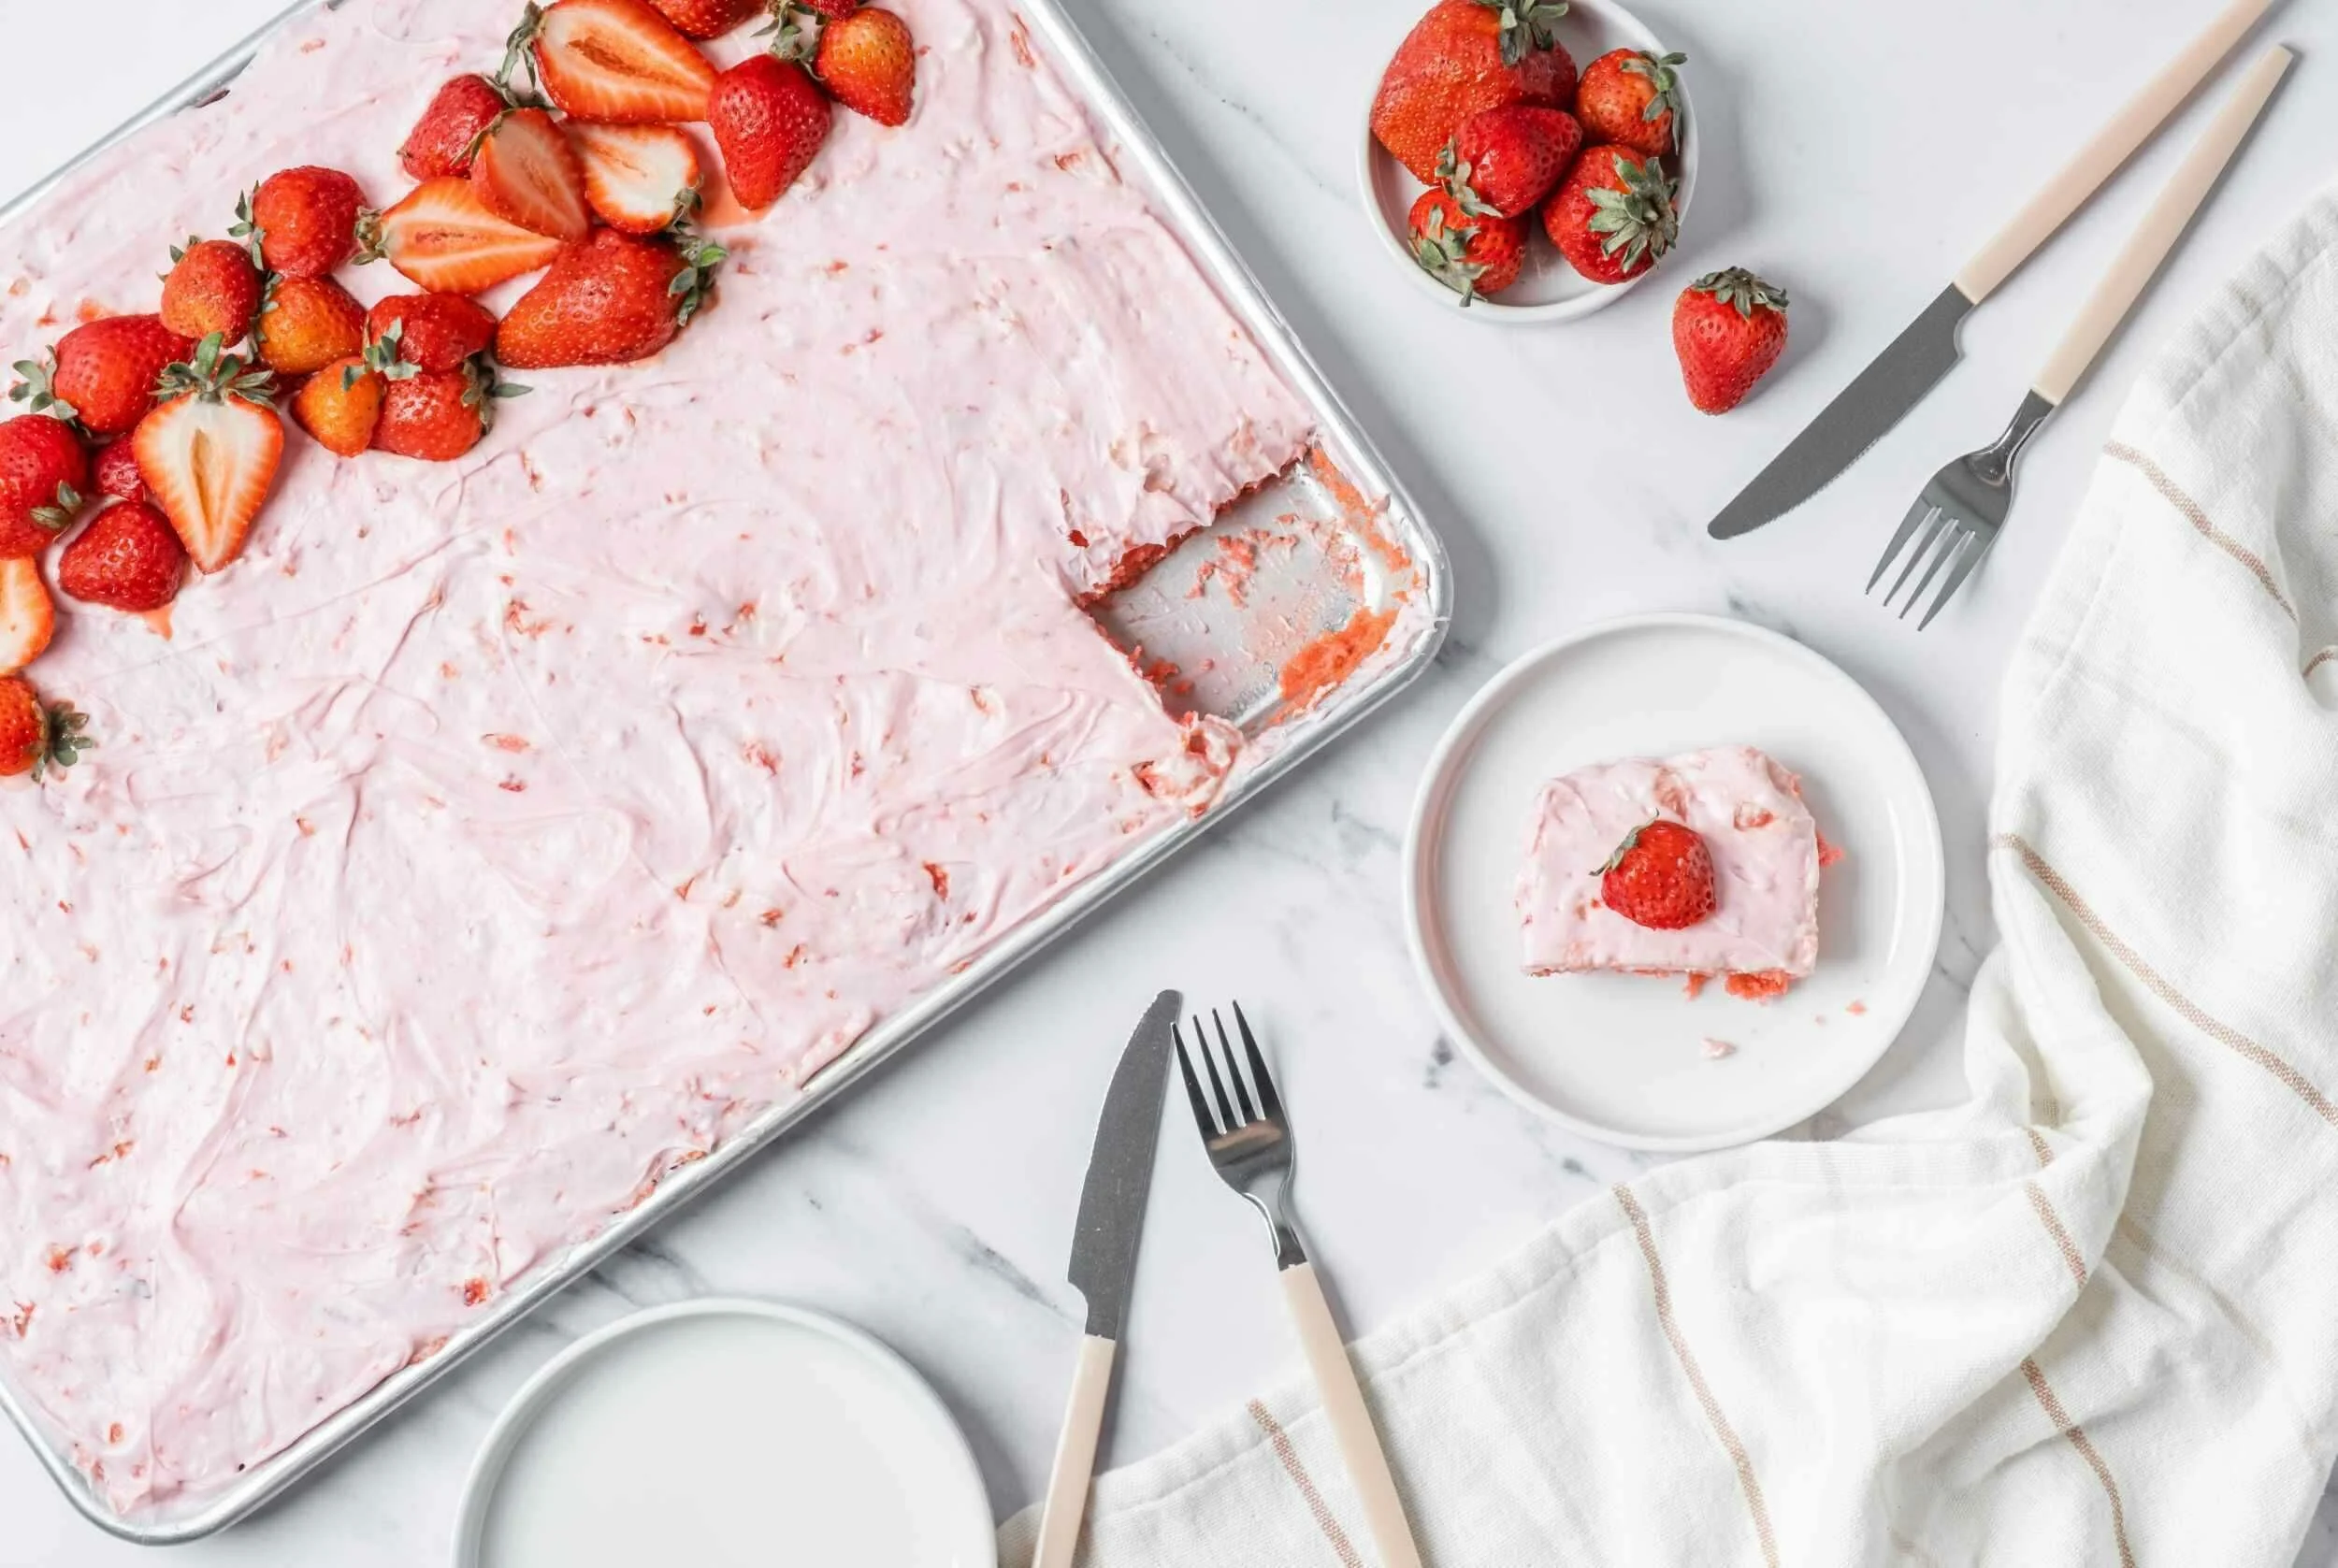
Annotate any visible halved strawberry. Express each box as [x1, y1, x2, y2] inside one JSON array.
[[379, 179, 567, 295], [132, 335, 284, 574], [513, 0, 716, 124], [472, 108, 593, 243], [569, 122, 703, 234], [0, 556, 55, 673]]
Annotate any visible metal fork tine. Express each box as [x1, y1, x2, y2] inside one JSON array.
[[1897, 523, 1967, 620], [1883, 506, 1953, 608], [1231, 1001, 1281, 1123], [1919, 529, 1991, 629], [1869, 497, 1936, 592], [1194, 1014, 1239, 1129], [1212, 1008, 1257, 1124], [1173, 1022, 1220, 1139]]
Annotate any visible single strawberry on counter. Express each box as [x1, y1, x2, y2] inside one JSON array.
[[0, 558, 55, 675], [709, 50, 831, 210], [646, 0, 761, 37], [93, 438, 145, 504], [160, 238, 265, 344], [1407, 188, 1523, 306], [513, 0, 717, 123], [1442, 103, 1580, 219], [1370, 0, 1578, 186], [378, 178, 568, 295], [1575, 49, 1685, 160], [401, 74, 519, 181], [569, 123, 703, 233], [133, 334, 284, 574], [1673, 267, 1788, 414], [12, 316, 196, 439], [0, 673, 88, 779], [234, 166, 380, 279], [374, 358, 527, 462], [292, 355, 390, 457], [816, 7, 916, 127], [472, 108, 594, 243], [497, 226, 726, 367], [58, 500, 187, 613], [1542, 145, 1677, 284], [0, 415, 89, 559], [367, 295, 499, 373], [1598, 819, 1716, 930], [255, 275, 368, 378]]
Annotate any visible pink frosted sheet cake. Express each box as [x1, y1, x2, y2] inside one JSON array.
[[1514, 745, 1823, 997], [0, 0, 1395, 1518]]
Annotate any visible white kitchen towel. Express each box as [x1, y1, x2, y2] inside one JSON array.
[[1002, 191, 2338, 1566]]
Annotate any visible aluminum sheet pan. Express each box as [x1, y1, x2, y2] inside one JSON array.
[[0, 0, 1450, 1541]]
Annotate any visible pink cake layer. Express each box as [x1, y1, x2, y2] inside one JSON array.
[[1514, 745, 1820, 980], [0, 0, 1319, 1515]]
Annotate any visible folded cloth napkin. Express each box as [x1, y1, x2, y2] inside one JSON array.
[[1002, 190, 2338, 1567]]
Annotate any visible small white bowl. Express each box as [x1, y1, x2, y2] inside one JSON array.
[[1360, 0, 1700, 324]]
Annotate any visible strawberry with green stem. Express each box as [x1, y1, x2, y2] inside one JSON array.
[[1576, 49, 1685, 159], [1407, 187, 1523, 306], [0, 674, 90, 780], [1542, 145, 1677, 284], [1673, 267, 1788, 414]]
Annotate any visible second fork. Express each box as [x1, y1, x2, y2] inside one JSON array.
[[1176, 1005, 1424, 1568]]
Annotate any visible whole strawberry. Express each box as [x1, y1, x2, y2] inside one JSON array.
[[817, 7, 916, 126], [1576, 49, 1685, 159], [1443, 104, 1580, 219], [0, 415, 89, 559], [235, 167, 379, 278], [709, 52, 831, 210], [498, 227, 725, 367], [161, 238, 266, 344], [1673, 268, 1788, 414], [400, 75, 517, 180], [93, 439, 146, 504], [1370, 0, 1577, 186], [58, 500, 187, 612], [1407, 188, 1523, 306], [1542, 145, 1677, 284], [647, 0, 760, 36], [0, 675, 90, 780], [292, 356, 389, 457], [15, 316, 196, 439], [367, 295, 499, 373], [373, 360, 524, 462], [1598, 819, 1715, 930], [255, 275, 368, 378]]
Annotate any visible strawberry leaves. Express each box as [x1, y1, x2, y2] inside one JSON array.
[[1582, 152, 1677, 272], [1471, 0, 1568, 68], [1691, 267, 1787, 319]]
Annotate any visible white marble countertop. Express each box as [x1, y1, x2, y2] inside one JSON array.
[[3, 0, 2334, 1561]]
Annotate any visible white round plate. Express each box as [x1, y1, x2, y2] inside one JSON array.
[[1405, 614, 1944, 1151], [454, 1299, 995, 1568], [1359, 0, 1699, 324]]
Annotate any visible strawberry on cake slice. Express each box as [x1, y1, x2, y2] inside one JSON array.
[[1515, 745, 1824, 1000]]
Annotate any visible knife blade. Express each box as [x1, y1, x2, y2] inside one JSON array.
[[1032, 988, 1180, 1568], [1065, 987, 1179, 1339], [1706, 283, 1970, 539]]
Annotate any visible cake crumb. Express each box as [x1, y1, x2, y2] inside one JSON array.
[[1681, 972, 1710, 1000], [1846, 1000, 1868, 1015]]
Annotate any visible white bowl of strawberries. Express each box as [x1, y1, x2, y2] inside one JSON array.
[[1360, 0, 1698, 322]]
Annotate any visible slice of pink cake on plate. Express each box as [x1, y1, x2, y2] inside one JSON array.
[[1514, 744, 1826, 1000]]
